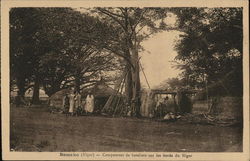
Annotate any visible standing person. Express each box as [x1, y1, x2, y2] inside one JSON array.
[[85, 92, 94, 114], [156, 95, 168, 118], [62, 94, 70, 115], [68, 90, 75, 116], [155, 96, 162, 118], [89, 93, 94, 113], [74, 92, 82, 116], [162, 96, 169, 117], [81, 99, 86, 114], [163, 96, 169, 103]]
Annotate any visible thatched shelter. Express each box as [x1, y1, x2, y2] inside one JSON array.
[[82, 81, 116, 98], [49, 82, 117, 111], [49, 89, 71, 108], [81, 81, 117, 112]]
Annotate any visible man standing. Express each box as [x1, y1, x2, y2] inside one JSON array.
[[74, 92, 82, 116], [68, 90, 75, 116], [62, 94, 70, 115]]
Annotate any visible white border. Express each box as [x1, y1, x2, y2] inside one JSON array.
[[1, 0, 249, 160]]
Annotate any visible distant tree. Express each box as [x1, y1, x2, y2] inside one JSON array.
[[172, 8, 243, 95], [156, 77, 189, 91]]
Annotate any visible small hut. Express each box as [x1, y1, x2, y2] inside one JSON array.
[[81, 81, 117, 112], [140, 89, 179, 118], [49, 89, 71, 109], [140, 89, 194, 118], [49, 82, 117, 112]]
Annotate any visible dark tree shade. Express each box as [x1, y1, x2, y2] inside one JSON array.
[[172, 7, 243, 97]]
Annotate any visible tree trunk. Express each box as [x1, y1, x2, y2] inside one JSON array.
[[44, 88, 55, 97], [15, 77, 25, 107], [16, 75, 28, 106], [43, 80, 63, 97], [31, 76, 40, 104], [123, 36, 142, 117], [16, 76, 26, 98], [125, 63, 133, 105], [75, 75, 80, 93], [130, 47, 141, 117]]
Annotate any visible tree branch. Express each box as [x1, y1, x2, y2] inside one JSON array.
[[97, 8, 126, 31], [103, 46, 135, 70], [132, 8, 148, 34]]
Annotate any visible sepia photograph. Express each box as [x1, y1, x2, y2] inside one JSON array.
[[1, 0, 249, 160]]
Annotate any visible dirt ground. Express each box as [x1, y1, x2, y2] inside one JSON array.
[[10, 105, 242, 152]]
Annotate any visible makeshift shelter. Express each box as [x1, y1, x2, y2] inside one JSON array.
[[81, 81, 118, 113], [49, 89, 71, 109], [49, 82, 117, 112], [141, 89, 178, 118], [140, 90, 155, 117]]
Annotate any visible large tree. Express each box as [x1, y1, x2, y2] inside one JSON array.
[[92, 7, 172, 116], [10, 8, 43, 102], [10, 8, 121, 104], [37, 8, 121, 96]]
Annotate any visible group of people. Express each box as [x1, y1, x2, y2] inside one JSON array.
[[155, 95, 181, 121], [62, 90, 95, 116], [155, 96, 169, 118]]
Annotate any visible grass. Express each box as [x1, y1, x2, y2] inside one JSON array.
[[36, 140, 50, 149], [10, 105, 242, 152]]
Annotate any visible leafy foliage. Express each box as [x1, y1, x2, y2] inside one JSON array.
[[172, 8, 243, 96], [10, 8, 121, 97], [90, 7, 173, 116]]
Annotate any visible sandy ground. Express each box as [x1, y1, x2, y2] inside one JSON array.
[[10, 105, 242, 152]]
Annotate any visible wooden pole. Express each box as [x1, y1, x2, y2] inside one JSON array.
[[102, 72, 125, 112], [113, 76, 126, 116], [139, 61, 150, 89]]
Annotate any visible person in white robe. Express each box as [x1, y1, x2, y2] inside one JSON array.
[[68, 91, 75, 116], [85, 92, 94, 113]]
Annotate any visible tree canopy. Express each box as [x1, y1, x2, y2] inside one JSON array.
[[89, 7, 175, 116], [171, 7, 243, 96], [10, 7, 243, 107], [10, 8, 122, 102]]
